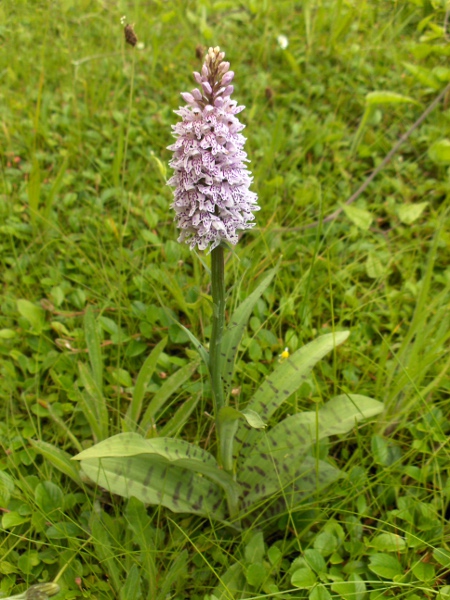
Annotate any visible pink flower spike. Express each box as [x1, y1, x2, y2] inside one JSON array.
[[167, 46, 259, 252]]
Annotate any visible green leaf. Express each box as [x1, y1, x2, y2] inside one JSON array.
[[158, 549, 189, 600], [437, 586, 450, 600], [412, 561, 435, 582], [46, 521, 83, 539], [84, 306, 103, 391], [245, 563, 266, 588], [304, 549, 327, 574], [368, 553, 403, 579], [245, 531, 265, 563], [124, 337, 167, 429], [124, 497, 157, 599], [239, 455, 342, 509], [35, 482, 64, 515], [371, 434, 390, 466], [159, 392, 201, 437], [314, 532, 338, 556], [174, 322, 210, 371], [24, 583, 61, 600], [397, 202, 428, 224], [331, 574, 366, 600], [241, 409, 266, 429], [235, 332, 350, 464], [428, 139, 450, 165], [74, 433, 238, 520], [44, 157, 69, 221], [29, 440, 83, 486], [239, 394, 382, 506], [213, 563, 245, 600], [0, 470, 15, 506], [120, 563, 142, 600], [78, 361, 108, 440], [343, 205, 373, 230], [433, 548, 450, 568], [222, 268, 278, 396], [140, 357, 198, 433], [17, 299, 46, 334], [28, 157, 41, 226], [369, 533, 406, 553], [309, 585, 332, 600], [247, 332, 349, 420], [403, 61, 441, 89], [0, 328, 16, 339], [291, 567, 317, 589], [366, 252, 385, 279], [2, 511, 29, 528], [91, 515, 122, 593], [366, 91, 419, 106]]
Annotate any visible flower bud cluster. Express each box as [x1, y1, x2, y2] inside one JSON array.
[[167, 47, 259, 251]]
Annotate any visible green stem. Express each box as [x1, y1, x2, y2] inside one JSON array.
[[210, 245, 226, 416]]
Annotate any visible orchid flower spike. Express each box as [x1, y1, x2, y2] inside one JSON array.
[[167, 46, 260, 251]]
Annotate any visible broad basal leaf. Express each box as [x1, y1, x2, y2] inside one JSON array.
[[74, 433, 239, 519], [239, 456, 342, 511], [234, 332, 349, 462], [238, 395, 382, 508], [80, 455, 227, 520], [247, 333, 350, 420]]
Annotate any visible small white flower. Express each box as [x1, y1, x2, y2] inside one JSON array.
[[277, 35, 289, 50], [136, 41, 145, 50], [120, 15, 127, 25]]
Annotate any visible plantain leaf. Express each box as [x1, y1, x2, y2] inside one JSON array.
[[125, 337, 167, 430], [238, 395, 382, 508], [74, 433, 238, 519], [222, 268, 277, 397], [234, 332, 350, 463]]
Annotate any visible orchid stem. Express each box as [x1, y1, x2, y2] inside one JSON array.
[[210, 244, 226, 463]]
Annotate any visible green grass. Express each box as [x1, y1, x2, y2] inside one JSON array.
[[1, 0, 450, 598]]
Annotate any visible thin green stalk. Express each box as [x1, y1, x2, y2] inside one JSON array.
[[210, 245, 226, 417]]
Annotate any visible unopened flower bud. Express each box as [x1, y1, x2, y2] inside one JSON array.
[[221, 71, 234, 86]]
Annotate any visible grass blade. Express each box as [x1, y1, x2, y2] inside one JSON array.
[[43, 157, 68, 221], [84, 306, 103, 392], [78, 361, 109, 440], [125, 337, 167, 430], [29, 440, 83, 486], [158, 393, 201, 438], [28, 156, 41, 227], [140, 359, 199, 433], [221, 267, 278, 398]]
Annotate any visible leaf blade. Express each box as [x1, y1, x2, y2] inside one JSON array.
[[222, 268, 277, 397], [84, 306, 103, 391], [126, 337, 167, 430]]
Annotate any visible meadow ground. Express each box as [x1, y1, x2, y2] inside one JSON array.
[[1, 1, 450, 599]]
